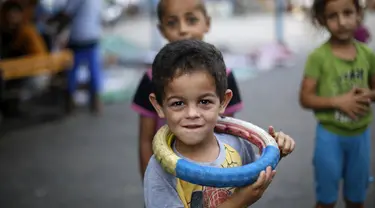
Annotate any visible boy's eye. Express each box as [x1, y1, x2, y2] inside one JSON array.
[[171, 101, 184, 107], [327, 13, 336, 19], [166, 20, 176, 27], [199, 100, 211, 105], [343, 9, 353, 16], [187, 17, 198, 24]]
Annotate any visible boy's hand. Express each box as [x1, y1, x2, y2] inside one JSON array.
[[268, 126, 295, 157], [354, 88, 375, 100], [333, 88, 371, 120], [236, 166, 276, 206]]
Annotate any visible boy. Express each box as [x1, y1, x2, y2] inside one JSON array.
[[145, 39, 295, 208], [132, 0, 243, 178]]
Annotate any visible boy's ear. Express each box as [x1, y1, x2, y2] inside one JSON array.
[[149, 93, 165, 118], [157, 23, 166, 38], [219, 89, 233, 115], [357, 9, 364, 24], [205, 15, 211, 33], [317, 17, 325, 26]]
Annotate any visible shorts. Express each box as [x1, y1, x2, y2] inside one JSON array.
[[313, 124, 371, 204]]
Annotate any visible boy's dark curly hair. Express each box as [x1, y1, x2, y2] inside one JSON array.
[[152, 39, 227, 105]]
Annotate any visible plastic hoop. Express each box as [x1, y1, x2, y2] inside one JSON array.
[[152, 116, 280, 187]]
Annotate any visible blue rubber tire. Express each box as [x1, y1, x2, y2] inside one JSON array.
[[175, 146, 280, 187]]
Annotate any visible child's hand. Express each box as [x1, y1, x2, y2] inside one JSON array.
[[333, 88, 371, 120], [354, 88, 375, 100], [268, 126, 295, 158], [235, 166, 276, 206]]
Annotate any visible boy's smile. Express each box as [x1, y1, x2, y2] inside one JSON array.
[[150, 70, 232, 160]]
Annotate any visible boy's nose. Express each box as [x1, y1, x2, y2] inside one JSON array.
[[178, 22, 190, 37], [337, 14, 348, 27], [186, 106, 200, 118]]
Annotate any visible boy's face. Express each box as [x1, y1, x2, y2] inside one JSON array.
[[158, 0, 210, 42], [324, 0, 360, 41], [150, 70, 232, 147]]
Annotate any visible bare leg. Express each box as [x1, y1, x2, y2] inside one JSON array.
[[345, 200, 364, 208], [315, 202, 335, 208]]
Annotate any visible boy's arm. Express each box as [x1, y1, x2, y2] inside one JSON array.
[[219, 167, 276, 208], [299, 77, 336, 110], [364, 69, 375, 101], [301, 78, 370, 120], [352, 49, 375, 101], [367, 50, 375, 100], [139, 116, 157, 178], [369, 75, 375, 100], [132, 72, 159, 178], [299, 52, 337, 110], [225, 71, 243, 117]]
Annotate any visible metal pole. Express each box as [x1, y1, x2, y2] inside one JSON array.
[[275, 0, 285, 44]]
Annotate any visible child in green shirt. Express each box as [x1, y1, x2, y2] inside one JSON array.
[[299, 0, 375, 207]]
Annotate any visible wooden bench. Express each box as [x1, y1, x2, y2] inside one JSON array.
[[0, 49, 73, 80], [0, 50, 74, 120]]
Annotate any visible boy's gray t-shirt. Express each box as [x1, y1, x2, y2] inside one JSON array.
[[144, 133, 256, 208]]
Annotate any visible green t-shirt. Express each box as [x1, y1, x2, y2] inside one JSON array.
[[304, 41, 375, 136]]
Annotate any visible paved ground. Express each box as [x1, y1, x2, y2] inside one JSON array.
[[1, 14, 375, 208], [105, 13, 324, 52]]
